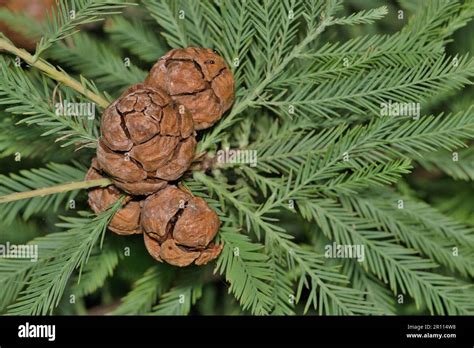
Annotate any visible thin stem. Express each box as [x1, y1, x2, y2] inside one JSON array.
[[0, 37, 110, 108], [0, 178, 112, 204]]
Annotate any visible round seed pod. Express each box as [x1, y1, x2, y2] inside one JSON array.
[[141, 185, 222, 267], [145, 47, 235, 130], [86, 159, 142, 236], [96, 83, 196, 195]]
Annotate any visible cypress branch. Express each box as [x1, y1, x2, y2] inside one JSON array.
[[0, 0, 473, 316], [0, 37, 109, 108]]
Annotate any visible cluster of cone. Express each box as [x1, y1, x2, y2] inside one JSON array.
[[87, 47, 234, 267]]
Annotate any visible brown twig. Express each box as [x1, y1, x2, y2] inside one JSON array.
[[0, 178, 112, 204], [0, 36, 110, 108]]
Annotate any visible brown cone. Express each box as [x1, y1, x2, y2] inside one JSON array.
[[86, 159, 142, 236], [145, 47, 235, 130], [141, 185, 222, 266], [96, 84, 196, 194]]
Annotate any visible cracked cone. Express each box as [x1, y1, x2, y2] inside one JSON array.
[[141, 185, 222, 267], [85, 159, 142, 236], [96, 83, 196, 195], [145, 47, 235, 130]]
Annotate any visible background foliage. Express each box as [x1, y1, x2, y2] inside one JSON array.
[[0, 0, 473, 315]]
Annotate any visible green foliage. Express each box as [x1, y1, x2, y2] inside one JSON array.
[[269, 247, 295, 315], [151, 268, 204, 315], [298, 198, 474, 315], [0, 57, 100, 149], [35, 0, 131, 57], [1, 205, 120, 315], [417, 148, 474, 181], [72, 245, 122, 297], [200, 0, 254, 83], [143, 0, 189, 48], [113, 265, 175, 315], [105, 16, 168, 63], [0, 0, 473, 316], [0, 163, 85, 224], [0, 116, 71, 160], [193, 175, 381, 315], [342, 260, 397, 315], [343, 192, 474, 277], [260, 54, 474, 118], [50, 33, 147, 92], [216, 229, 274, 315]]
